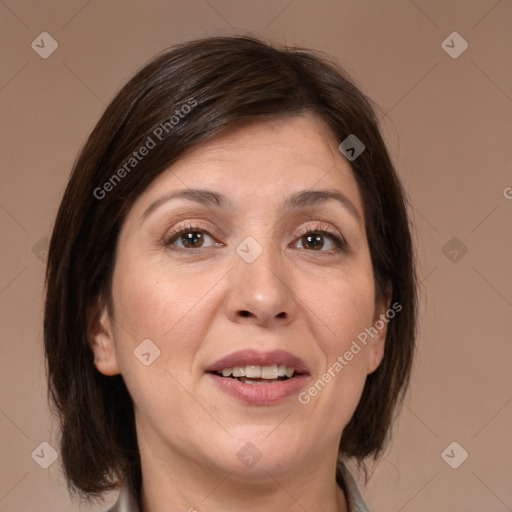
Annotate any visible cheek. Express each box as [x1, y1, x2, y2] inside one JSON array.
[[109, 259, 207, 429], [110, 254, 222, 376], [298, 264, 375, 423], [309, 264, 376, 353], [112, 255, 196, 338]]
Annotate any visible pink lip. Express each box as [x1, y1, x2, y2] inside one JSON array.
[[206, 373, 309, 405], [204, 349, 310, 374], [204, 349, 310, 406]]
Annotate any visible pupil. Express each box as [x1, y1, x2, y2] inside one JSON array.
[[180, 232, 324, 250], [182, 232, 203, 248], [305, 233, 323, 250]]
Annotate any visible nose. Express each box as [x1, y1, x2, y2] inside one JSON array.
[[224, 240, 297, 328]]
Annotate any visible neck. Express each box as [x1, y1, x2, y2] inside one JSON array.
[[137, 434, 348, 512]]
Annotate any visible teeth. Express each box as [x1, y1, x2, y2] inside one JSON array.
[[245, 365, 260, 378], [232, 366, 245, 377], [217, 364, 296, 379], [261, 365, 278, 379]]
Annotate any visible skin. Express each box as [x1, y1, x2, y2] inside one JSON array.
[[89, 114, 389, 512]]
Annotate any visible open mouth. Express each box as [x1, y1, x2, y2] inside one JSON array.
[[208, 364, 304, 385], [204, 350, 310, 404]]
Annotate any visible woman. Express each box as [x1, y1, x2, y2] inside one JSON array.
[[44, 35, 417, 512]]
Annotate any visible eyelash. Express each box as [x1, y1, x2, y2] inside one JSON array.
[[163, 222, 347, 253]]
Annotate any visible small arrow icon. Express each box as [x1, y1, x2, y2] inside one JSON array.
[[32, 237, 50, 263], [236, 442, 262, 467], [441, 236, 467, 263], [441, 32, 468, 59], [31, 32, 58, 59], [236, 236, 263, 263], [339, 134, 365, 161], [134, 339, 160, 366], [31, 441, 59, 468], [441, 441, 468, 469]]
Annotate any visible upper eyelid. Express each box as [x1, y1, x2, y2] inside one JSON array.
[[166, 220, 342, 235], [165, 221, 219, 240]]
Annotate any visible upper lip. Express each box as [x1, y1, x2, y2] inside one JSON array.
[[205, 349, 310, 374]]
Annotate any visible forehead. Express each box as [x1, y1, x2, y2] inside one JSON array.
[[127, 114, 364, 221]]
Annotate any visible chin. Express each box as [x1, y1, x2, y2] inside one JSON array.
[[204, 430, 305, 478]]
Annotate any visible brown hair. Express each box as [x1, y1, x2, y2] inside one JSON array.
[[44, 35, 417, 502]]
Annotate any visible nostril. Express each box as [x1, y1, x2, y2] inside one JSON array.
[[239, 311, 251, 317]]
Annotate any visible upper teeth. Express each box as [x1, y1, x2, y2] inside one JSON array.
[[220, 364, 295, 379]]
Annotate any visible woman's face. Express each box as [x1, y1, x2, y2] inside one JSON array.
[[91, 114, 388, 481]]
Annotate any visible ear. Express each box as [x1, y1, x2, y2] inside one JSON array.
[[87, 297, 121, 376], [366, 284, 392, 375]]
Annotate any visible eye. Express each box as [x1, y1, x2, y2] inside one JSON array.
[[164, 223, 222, 250], [293, 223, 347, 252], [164, 222, 347, 253]]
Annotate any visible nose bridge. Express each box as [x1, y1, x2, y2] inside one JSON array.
[[226, 232, 296, 325]]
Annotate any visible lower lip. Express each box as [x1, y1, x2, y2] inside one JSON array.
[[206, 373, 309, 405]]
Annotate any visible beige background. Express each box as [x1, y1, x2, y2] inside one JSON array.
[[0, 1, 511, 510]]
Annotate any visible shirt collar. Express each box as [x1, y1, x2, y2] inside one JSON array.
[[107, 463, 371, 512], [338, 463, 372, 512], [106, 477, 139, 512]]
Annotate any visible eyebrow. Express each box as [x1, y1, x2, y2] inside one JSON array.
[[141, 188, 362, 224]]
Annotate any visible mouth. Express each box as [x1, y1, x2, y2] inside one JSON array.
[[205, 349, 310, 405], [209, 364, 302, 384]]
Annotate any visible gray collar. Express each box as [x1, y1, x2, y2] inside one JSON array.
[[338, 463, 372, 512], [106, 463, 371, 512], [106, 477, 139, 512]]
